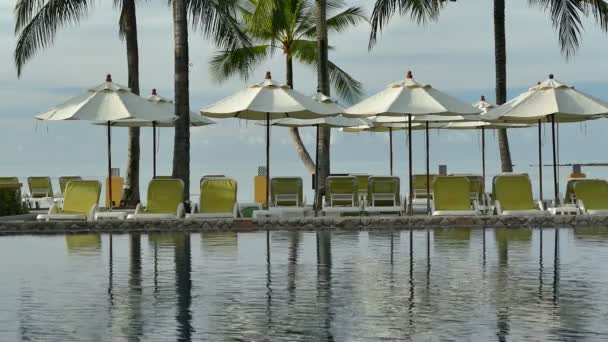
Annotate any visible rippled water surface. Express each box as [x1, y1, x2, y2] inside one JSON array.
[[1, 228, 608, 341]]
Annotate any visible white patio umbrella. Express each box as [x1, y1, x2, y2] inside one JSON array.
[[201, 72, 340, 208], [35, 74, 177, 209], [264, 111, 370, 213], [442, 96, 529, 193], [100, 89, 215, 177], [479, 75, 608, 203], [342, 121, 426, 176], [345, 71, 480, 214]]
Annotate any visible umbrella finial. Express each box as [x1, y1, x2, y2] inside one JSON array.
[[265, 71, 272, 80], [106, 74, 112, 82], [480, 95, 486, 101], [406, 70, 413, 79], [152, 88, 157, 96], [549, 74, 554, 79]]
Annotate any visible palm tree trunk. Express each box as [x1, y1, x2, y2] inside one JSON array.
[[285, 55, 315, 174], [315, 0, 331, 205], [172, 0, 191, 201], [494, 0, 513, 172], [121, 0, 141, 206]]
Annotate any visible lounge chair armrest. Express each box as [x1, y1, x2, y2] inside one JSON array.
[[537, 200, 545, 211], [88, 204, 98, 221], [233, 202, 240, 218], [472, 199, 480, 213], [494, 200, 502, 215], [577, 199, 586, 214], [176, 203, 185, 219], [48, 203, 60, 215], [134, 203, 144, 214]]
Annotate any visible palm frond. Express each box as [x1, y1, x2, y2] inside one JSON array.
[[302, 6, 367, 37], [369, 0, 445, 50], [246, 0, 277, 35], [530, 0, 608, 58], [293, 39, 362, 103], [327, 60, 363, 104], [14, 0, 92, 76], [189, 0, 251, 50], [209, 45, 270, 82]]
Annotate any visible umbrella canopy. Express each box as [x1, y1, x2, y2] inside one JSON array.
[[200, 73, 342, 209], [34, 74, 176, 209], [267, 115, 370, 128], [36, 75, 177, 122], [104, 89, 214, 127], [473, 95, 496, 113], [479, 75, 608, 123], [344, 71, 481, 118], [201, 72, 340, 120], [92, 89, 215, 178], [479, 75, 608, 204]]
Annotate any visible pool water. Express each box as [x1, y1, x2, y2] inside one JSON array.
[[1, 228, 608, 341]]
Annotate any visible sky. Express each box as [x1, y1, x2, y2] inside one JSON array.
[[2, 0, 608, 202]]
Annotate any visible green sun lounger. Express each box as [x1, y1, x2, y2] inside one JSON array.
[[364, 176, 403, 215], [573, 179, 608, 215], [492, 174, 546, 216], [186, 177, 239, 219], [410, 174, 437, 213], [127, 178, 185, 220], [323, 176, 361, 216], [0, 177, 20, 185], [431, 176, 479, 216], [27, 176, 55, 208], [59, 176, 82, 196], [37, 180, 101, 221], [266, 177, 308, 216], [27, 176, 53, 198], [351, 174, 370, 200]]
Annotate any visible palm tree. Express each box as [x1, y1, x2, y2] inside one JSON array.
[[210, 0, 366, 174], [315, 0, 332, 208], [172, 0, 249, 201], [14, 0, 143, 206], [369, 0, 608, 172]]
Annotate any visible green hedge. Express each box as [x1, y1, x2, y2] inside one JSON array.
[[0, 186, 27, 216]]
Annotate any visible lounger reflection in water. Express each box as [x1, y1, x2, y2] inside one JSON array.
[[492, 174, 547, 216], [186, 177, 239, 219], [323, 176, 362, 216], [431, 176, 480, 216], [37, 180, 101, 221], [574, 179, 608, 215], [127, 178, 185, 220], [363, 176, 403, 215]]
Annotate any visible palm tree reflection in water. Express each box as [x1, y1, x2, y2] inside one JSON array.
[[174, 233, 192, 341], [316, 231, 334, 342], [128, 234, 143, 339]]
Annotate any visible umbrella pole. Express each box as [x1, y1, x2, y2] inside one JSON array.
[[408, 114, 413, 216], [481, 127, 486, 194], [266, 112, 271, 209], [425, 121, 430, 215], [153, 121, 157, 179], [314, 124, 320, 217], [107, 121, 113, 210], [389, 127, 394, 176], [550, 114, 558, 204], [538, 120, 543, 203]]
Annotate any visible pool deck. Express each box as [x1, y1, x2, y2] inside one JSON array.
[[1, 214, 608, 235]]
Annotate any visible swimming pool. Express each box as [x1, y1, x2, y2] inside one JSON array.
[[1, 228, 607, 341]]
